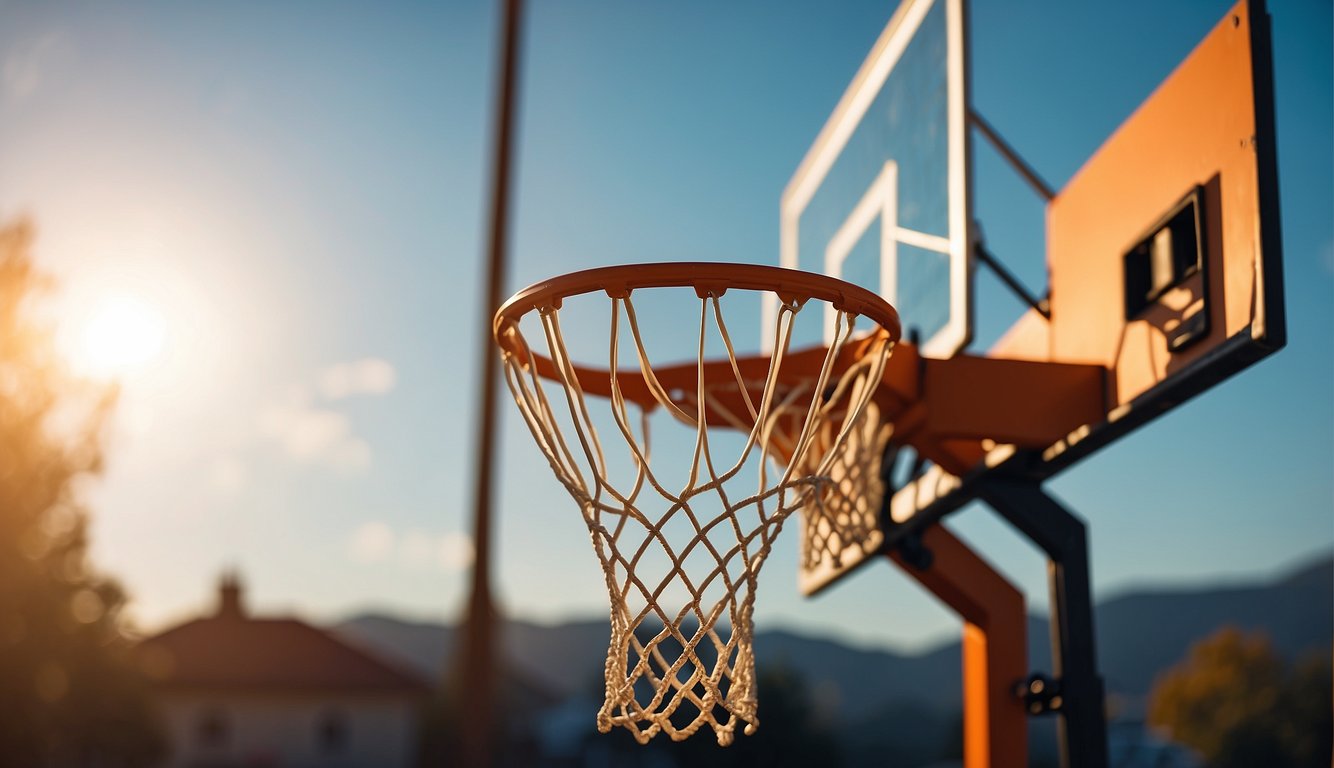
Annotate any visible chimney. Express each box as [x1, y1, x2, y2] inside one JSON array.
[[217, 570, 245, 619]]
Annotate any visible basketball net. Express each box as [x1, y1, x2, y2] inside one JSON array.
[[497, 288, 891, 745]]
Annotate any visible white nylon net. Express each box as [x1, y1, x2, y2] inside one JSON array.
[[497, 288, 891, 745], [796, 402, 894, 582]]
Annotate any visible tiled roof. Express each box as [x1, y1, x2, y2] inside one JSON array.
[[137, 615, 430, 695]]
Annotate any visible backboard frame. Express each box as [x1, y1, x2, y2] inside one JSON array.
[[769, 0, 973, 358]]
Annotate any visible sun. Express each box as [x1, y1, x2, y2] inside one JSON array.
[[69, 294, 167, 378]]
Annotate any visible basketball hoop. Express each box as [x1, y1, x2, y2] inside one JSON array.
[[493, 262, 900, 745]]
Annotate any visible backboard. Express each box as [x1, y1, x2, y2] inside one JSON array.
[[1006, 0, 1285, 396], [766, 0, 971, 358], [799, 0, 1284, 595]]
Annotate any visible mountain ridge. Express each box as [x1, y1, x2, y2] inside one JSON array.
[[332, 553, 1332, 716]]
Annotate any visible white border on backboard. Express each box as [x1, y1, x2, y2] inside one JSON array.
[[824, 162, 898, 341], [766, 0, 971, 359]]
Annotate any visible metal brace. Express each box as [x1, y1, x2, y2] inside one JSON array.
[[892, 531, 934, 571]]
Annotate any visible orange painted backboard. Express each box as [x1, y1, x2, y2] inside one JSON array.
[[998, 0, 1284, 417]]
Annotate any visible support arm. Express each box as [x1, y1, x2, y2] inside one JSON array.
[[978, 481, 1108, 768], [889, 524, 1028, 768]]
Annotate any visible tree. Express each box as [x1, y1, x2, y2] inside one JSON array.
[[1148, 626, 1332, 768], [0, 219, 164, 765]]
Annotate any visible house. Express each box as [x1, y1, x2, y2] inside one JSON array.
[[136, 573, 429, 768]]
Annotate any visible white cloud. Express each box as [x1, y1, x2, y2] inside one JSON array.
[[258, 390, 371, 472], [349, 521, 395, 564], [352, 526, 474, 572], [259, 398, 347, 458], [256, 357, 395, 472], [319, 358, 396, 400], [331, 438, 372, 471], [439, 533, 475, 572], [3, 32, 67, 101], [209, 456, 249, 494]]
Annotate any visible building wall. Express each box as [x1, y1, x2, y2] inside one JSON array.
[[157, 691, 420, 768]]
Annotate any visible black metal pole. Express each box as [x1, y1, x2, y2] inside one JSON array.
[[974, 243, 1050, 320], [968, 109, 1056, 202], [978, 480, 1108, 768], [457, 0, 524, 766]]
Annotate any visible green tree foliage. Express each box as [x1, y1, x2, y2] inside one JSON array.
[[0, 220, 164, 766], [1148, 626, 1332, 768]]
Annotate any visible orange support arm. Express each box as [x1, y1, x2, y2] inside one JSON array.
[[876, 345, 1105, 476], [888, 524, 1028, 768]]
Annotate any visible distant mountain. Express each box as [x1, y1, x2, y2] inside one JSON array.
[[332, 554, 1332, 718], [1089, 557, 1332, 696], [755, 629, 959, 712], [332, 613, 458, 681], [333, 614, 945, 710], [334, 615, 612, 696]]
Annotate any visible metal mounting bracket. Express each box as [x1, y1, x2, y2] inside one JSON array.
[[1016, 672, 1065, 716]]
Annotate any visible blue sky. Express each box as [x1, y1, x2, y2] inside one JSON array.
[[0, 0, 1328, 652]]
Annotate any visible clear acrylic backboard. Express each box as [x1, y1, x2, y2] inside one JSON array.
[[767, 0, 971, 358]]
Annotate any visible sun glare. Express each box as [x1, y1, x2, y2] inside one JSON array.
[[70, 295, 167, 378]]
